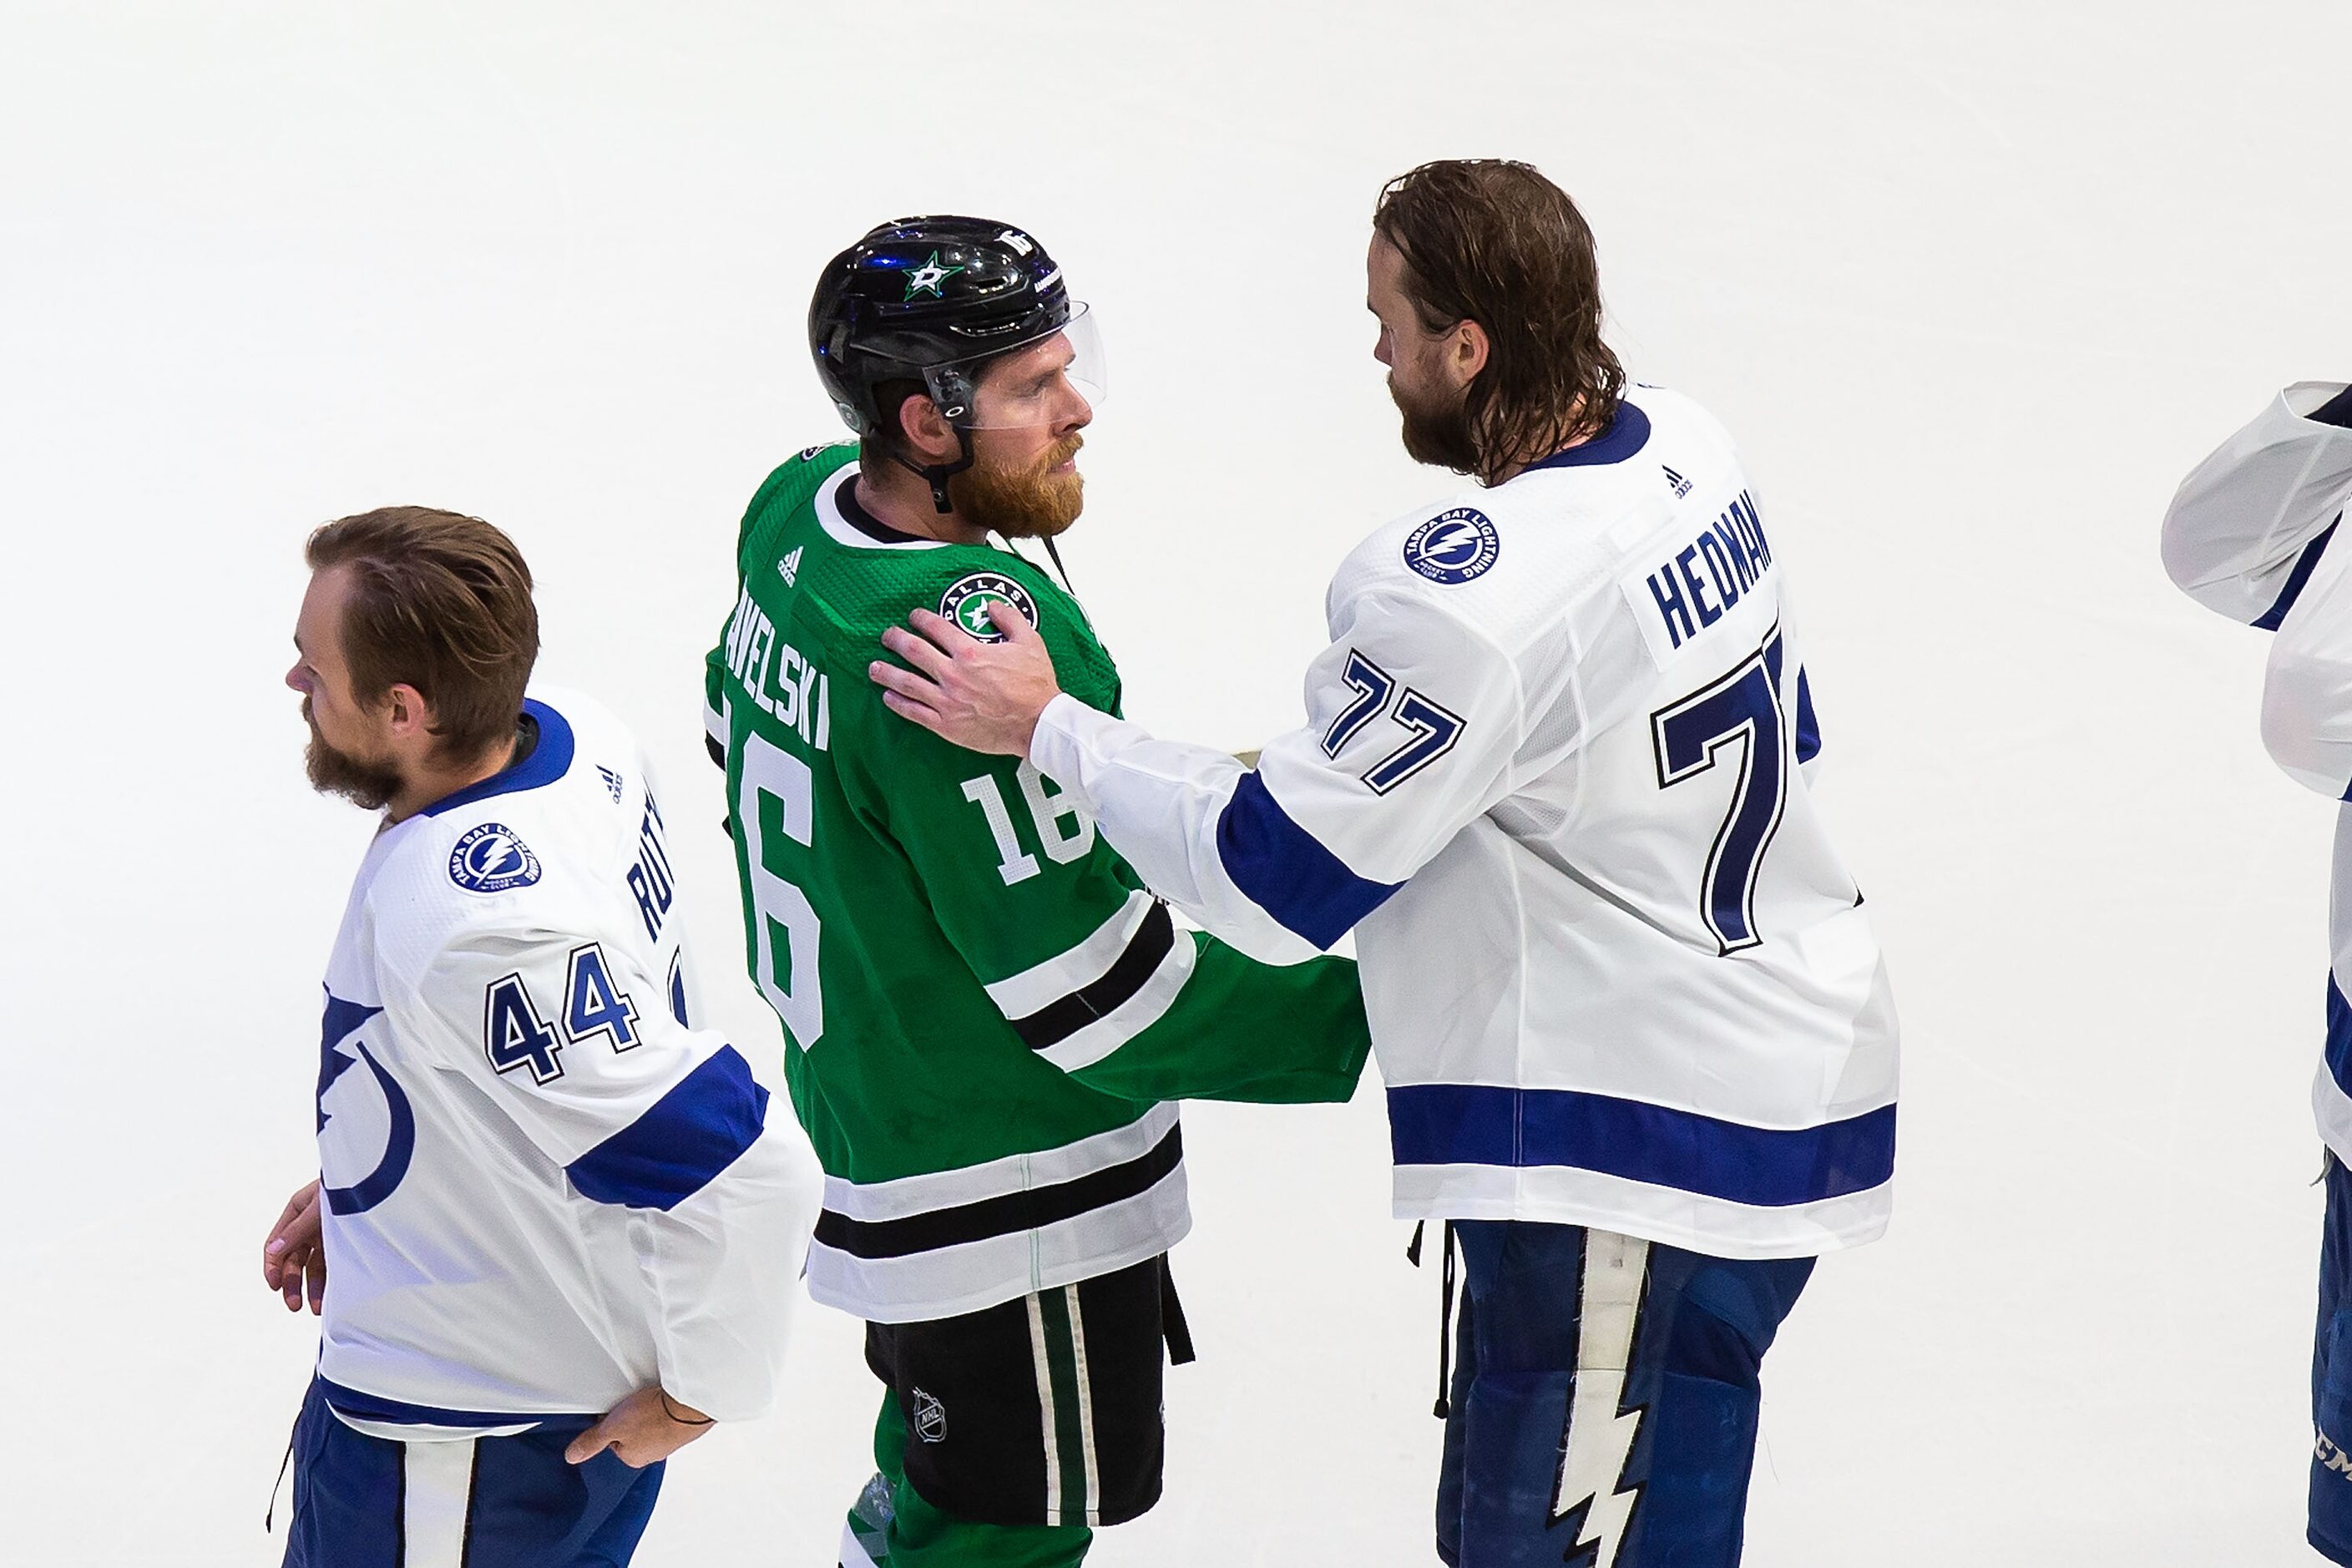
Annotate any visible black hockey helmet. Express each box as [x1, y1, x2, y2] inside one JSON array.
[[808, 215, 1105, 508]]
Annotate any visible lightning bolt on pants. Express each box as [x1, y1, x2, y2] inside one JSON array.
[[1434, 1221, 1814, 1568]]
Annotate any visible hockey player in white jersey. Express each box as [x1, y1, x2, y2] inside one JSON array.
[[2162, 380, 2352, 1565], [871, 159, 1899, 1567], [257, 507, 822, 1567]]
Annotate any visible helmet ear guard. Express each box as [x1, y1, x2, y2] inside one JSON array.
[[927, 365, 978, 425]]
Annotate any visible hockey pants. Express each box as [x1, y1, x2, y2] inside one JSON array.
[[1435, 1218, 1813, 1568]]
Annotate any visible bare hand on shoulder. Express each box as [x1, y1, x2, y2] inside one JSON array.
[[262, 1179, 326, 1314], [871, 601, 1062, 757]]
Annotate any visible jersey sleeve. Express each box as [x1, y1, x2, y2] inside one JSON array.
[[1026, 584, 1530, 964], [833, 662, 1371, 1106], [705, 635, 731, 771], [372, 898, 820, 1422], [2162, 382, 2352, 627], [2263, 521, 2352, 798]]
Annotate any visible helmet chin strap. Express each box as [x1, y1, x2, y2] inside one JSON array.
[[891, 427, 976, 513]]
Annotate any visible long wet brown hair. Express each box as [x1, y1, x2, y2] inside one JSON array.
[[1373, 159, 1626, 483]]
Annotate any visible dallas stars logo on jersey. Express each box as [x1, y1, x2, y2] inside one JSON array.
[[938, 572, 1039, 644]]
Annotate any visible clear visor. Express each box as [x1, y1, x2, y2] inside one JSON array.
[[923, 303, 1108, 430]]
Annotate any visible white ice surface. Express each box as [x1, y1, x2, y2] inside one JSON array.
[[5, 2, 2352, 1562]]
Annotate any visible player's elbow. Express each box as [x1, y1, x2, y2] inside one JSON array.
[[2259, 650, 2352, 798], [750, 1119, 826, 1253], [2157, 503, 2211, 597], [2157, 496, 2252, 615]]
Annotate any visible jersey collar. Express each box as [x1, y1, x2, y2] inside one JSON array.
[[836, 474, 930, 544], [417, 698, 575, 819], [814, 465, 945, 552], [1521, 398, 1653, 473]]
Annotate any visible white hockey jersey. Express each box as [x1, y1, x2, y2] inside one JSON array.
[[312, 686, 821, 1432], [1030, 385, 1899, 1259], [2162, 382, 2352, 1160]]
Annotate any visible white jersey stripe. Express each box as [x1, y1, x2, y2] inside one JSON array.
[[808, 1161, 1191, 1324], [984, 890, 1156, 1019], [1390, 1161, 1888, 1259], [819, 1101, 1179, 1222], [1033, 928, 1196, 1075]]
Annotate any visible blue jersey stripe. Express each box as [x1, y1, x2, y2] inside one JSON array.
[[2253, 519, 2339, 631], [2326, 974, 2352, 1097], [316, 1375, 589, 1428], [566, 1044, 769, 1211], [1213, 771, 1401, 948], [1385, 1083, 1896, 1208]]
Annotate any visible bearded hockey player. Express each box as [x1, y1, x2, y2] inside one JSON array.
[[873, 161, 1901, 1568], [2162, 378, 2352, 1565], [259, 507, 822, 1566], [703, 218, 1372, 1568]]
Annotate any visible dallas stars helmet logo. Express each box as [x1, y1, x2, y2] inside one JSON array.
[[903, 250, 964, 301], [937, 572, 1039, 644]]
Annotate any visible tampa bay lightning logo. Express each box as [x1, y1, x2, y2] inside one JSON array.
[[1403, 507, 1501, 584], [316, 994, 415, 1216], [448, 822, 541, 894]]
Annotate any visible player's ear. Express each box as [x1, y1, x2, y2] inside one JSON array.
[[384, 683, 430, 741], [1449, 319, 1490, 389], [898, 393, 961, 465]]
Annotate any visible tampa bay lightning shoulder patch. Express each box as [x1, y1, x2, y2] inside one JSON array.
[[1402, 507, 1500, 584], [448, 822, 542, 894], [938, 571, 1039, 643]]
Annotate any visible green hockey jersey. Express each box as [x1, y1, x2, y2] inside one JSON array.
[[704, 443, 1371, 1323]]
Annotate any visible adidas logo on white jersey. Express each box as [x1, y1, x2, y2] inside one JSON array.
[[778, 546, 803, 587], [1662, 466, 1692, 499]]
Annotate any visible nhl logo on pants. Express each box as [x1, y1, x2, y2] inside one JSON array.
[[912, 1387, 948, 1444]]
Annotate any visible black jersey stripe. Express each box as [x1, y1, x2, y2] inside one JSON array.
[[814, 1123, 1182, 1261], [1007, 901, 1177, 1052]]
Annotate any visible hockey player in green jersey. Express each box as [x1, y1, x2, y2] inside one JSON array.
[[704, 217, 1372, 1568]]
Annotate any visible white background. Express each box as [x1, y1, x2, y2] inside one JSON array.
[[6, 2, 2351, 1563]]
